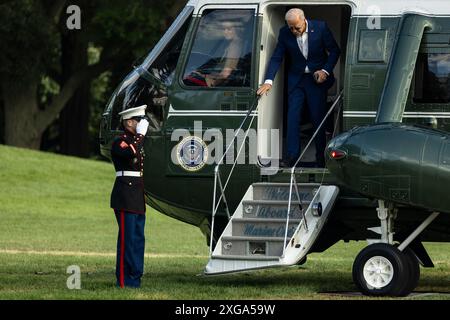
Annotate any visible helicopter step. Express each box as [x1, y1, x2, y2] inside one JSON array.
[[251, 183, 320, 201], [204, 183, 339, 275], [241, 200, 311, 219]]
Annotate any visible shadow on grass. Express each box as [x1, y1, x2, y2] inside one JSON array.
[[139, 259, 450, 299]]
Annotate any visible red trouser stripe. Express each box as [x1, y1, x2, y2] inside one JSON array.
[[120, 210, 125, 288]]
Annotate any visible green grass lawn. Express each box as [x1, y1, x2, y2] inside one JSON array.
[[0, 144, 449, 300]]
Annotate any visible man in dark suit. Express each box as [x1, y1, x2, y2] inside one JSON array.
[[257, 8, 340, 167], [110, 105, 149, 288]]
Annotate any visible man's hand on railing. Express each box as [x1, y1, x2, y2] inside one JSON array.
[[257, 83, 272, 96]]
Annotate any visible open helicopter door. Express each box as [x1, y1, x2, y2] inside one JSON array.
[[256, 4, 352, 171]]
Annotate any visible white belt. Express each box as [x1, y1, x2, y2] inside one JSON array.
[[116, 171, 142, 177]]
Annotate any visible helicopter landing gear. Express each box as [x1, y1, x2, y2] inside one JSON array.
[[352, 201, 439, 296], [352, 243, 411, 296]]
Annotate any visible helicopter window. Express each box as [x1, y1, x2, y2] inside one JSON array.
[[414, 53, 450, 103], [109, 9, 194, 132], [110, 73, 166, 132], [358, 30, 387, 62], [182, 9, 255, 88], [147, 13, 192, 86]]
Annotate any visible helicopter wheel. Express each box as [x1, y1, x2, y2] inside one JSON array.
[[352, 243, 412, 296], [399, 247, 420, 295]]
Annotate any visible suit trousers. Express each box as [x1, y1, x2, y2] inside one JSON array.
[[114, 209, 146, 288], [286, 73, 330, 165]]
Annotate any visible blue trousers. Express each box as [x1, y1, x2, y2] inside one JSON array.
[[286, 74, 331, 165], [114, 210, 146, 288]]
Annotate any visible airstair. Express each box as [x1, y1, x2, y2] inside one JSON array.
[[205, 182, 339, 274], [204, 93, 343, 275]]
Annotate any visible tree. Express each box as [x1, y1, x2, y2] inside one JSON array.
[[0, 1, 62, 149], [58, 0, 94, 157], [0, 0, 185, 152]]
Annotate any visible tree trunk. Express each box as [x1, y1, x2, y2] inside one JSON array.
[[59, 84, 90, 157], [2, 57, 110, 151], [59, 30, 90, 158], [2, 80, 43, 149]]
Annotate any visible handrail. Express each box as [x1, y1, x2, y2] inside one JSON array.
[[282, 91, 343, 256], [291, 91, 343, 171], [209, 96, 260, 254]]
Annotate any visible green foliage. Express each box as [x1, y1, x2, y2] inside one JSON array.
[[0, 1, 59, 81], [91, 0, 177, 58], [0, 0, 186, 79], [39, 76, 60, 106], [85, 0, 186, 157], [0, 0, 186, 153]]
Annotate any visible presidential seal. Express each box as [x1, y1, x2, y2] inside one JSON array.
[[176, 136, 208, 172]]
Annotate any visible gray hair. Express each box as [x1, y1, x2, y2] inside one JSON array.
[[285, 8, 305, 21]]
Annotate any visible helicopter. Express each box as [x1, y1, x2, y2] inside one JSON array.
[[100, 0, 450, 296]]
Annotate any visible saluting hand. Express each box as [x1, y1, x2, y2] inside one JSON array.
[[257, 83, 272, 96], [136, 119, 149, 136]]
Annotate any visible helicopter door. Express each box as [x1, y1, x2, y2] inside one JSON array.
[[166, 6, 258, 176], [257, 4, 352, 166]]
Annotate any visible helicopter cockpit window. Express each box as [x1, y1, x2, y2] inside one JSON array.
[[414, 53, 450, 103], [182, 9, 254, 88], [109, 8, 193, 131], [110, 73, 166, 132], [147, 14, 192, 86]]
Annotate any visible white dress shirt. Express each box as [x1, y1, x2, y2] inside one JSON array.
[[297, 20, 310, 73]]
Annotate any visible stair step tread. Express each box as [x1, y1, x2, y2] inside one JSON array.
[[221, 236, 289, 242], [252, 183, 322, 187], [242, 200, 311, 205], [232, 218, 302, 223], [211, 254, 280, 261], [279, 168, 329, 173]]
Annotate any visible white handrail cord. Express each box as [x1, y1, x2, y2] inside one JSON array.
[[216, 97, 260, 167], [209, 96, 260, 255], [291, 91, 343, 172], [282, 92, 343, 256], [210, 171, 218, 252], [320, 96, 343, 186], [223, 112, 258, 191], [213, 113, 258, 221]]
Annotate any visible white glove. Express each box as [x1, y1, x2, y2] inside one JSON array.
[[136, 119, 149, 135]]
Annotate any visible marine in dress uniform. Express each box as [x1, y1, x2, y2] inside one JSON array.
[[110, 105, 149, 288]]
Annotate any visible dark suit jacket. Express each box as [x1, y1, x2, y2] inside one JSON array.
[[265, 20, 341, 93]]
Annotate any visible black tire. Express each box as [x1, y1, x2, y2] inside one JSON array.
[[352, 243, 411, 296], [296, 256, 307, 266], [399, 247, 420, 296]]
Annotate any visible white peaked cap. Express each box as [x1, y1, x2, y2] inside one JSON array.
[[118, 105, 147, 120]]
